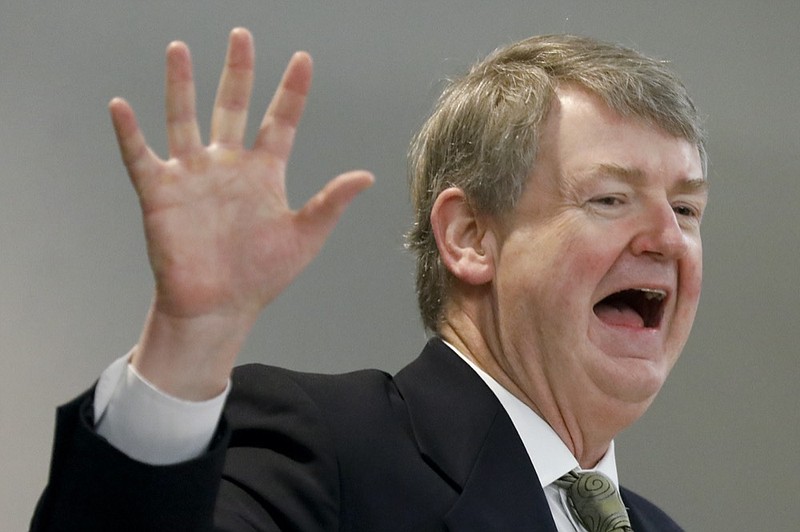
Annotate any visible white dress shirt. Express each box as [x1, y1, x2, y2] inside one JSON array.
[[95, 344, 619, 531], [94, 349, 229, 465]]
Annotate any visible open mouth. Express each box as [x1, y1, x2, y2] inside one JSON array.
[[593, 288, 667, 329]]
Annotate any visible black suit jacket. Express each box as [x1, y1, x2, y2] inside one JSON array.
[[32, 339, 683, 531]]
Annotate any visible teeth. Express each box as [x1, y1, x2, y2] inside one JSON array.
[[640, 288, 667, 301]]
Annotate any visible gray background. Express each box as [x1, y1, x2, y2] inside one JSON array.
[[1, 1, 798, 530]]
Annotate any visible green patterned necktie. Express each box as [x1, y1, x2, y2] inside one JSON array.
[[555, 470, 633, 532]]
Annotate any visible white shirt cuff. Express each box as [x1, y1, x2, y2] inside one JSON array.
[[93, 349, 230, 465]]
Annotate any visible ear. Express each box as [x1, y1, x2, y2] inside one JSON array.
[[430, 187, 496, 285]]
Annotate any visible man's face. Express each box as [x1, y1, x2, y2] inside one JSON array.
[[488, 87, 707, 414]]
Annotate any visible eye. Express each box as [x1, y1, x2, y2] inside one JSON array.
[[672, 202, 705, 229], [591, 195, 625, 207], [584, 192, 631, 217], [673, 203, 701, 218]]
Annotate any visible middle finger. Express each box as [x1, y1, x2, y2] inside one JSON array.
[[210, 27, 255, 147]]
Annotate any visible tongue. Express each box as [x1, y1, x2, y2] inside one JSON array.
[[594, 302, 644, 328]]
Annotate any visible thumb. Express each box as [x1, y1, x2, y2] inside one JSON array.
[[297, 170, 375, 232]]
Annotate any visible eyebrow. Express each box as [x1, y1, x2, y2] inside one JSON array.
[[587, 163, 709, 195]]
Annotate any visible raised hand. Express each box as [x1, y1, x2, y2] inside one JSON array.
[[110, 28, 373, 399]]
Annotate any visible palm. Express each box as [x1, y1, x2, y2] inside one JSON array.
[[111, 29, 372, 323], [138, 148, 304, 319]]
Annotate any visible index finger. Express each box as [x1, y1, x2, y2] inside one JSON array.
[[253, 51, 313, 163]]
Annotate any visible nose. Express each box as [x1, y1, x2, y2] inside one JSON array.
[[630, 202, 690, 259]]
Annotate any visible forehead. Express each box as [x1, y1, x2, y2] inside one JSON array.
[[537, 87, 705, 187]]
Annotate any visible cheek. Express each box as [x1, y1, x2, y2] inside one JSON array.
[[550, 223, 622, 293], [677, 247, 704, 319], [498, 222, 616, 317]]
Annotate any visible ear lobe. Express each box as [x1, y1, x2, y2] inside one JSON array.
[[430, 187, 495, 285]]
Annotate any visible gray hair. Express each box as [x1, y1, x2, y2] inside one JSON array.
[[406, 34, 706, 332]]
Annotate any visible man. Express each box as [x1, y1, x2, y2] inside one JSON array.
[[31, 27, 707, 531]]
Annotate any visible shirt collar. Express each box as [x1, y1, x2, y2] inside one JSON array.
[[442, 340, 619, 489]]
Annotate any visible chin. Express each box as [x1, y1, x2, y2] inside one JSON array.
[[594, 353, 673, 405]]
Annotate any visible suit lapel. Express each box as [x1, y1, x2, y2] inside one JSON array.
[[443, 408, 558, 532], [394, 339, 558, 531], [621, 488, 683, 532], [625, 505, 653, 532]]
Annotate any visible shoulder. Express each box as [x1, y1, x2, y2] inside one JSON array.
[[226, 363, 397, 429], [230, 363, 393, 403], [217, 365, 400, 529]]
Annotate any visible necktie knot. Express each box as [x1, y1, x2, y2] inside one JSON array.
[[555, 470, 633, 532]]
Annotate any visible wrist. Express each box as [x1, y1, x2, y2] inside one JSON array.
[[131, 303, 255, 400]]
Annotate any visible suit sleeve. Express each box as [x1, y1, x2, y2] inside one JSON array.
[[30, 387, 231, 532], [31, 366, 342, 532]]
